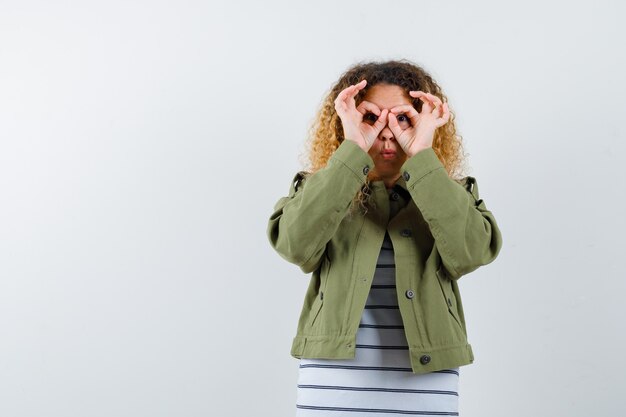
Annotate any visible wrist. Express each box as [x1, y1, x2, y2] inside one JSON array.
[[345, 138, 370, 153], [407, 145, 431, 158]]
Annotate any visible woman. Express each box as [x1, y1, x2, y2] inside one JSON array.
[[267, 60, 503, 416]]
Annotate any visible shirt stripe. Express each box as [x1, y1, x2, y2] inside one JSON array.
[[296, 226, 460, 416]]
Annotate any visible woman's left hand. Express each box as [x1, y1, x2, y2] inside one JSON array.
[[387, 91, 450, 157]]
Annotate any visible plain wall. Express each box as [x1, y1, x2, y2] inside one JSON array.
[[1, 0, 625, 416]]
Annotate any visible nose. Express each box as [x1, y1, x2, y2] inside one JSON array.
[[379, 124, 395, 142]]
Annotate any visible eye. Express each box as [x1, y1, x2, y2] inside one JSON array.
[[364, 112, 378, 123], [396, 113, 409, 123]]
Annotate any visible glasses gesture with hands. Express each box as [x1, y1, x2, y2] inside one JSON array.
[[334, 79, 451, 157], [387, 90, 450, 157], [334, 79, 389, 152]]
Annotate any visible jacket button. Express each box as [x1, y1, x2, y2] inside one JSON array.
[[390, 192, 400, 201], [363, 165, 370, 175], [405, 289, 414, 299], [403, 171, 410, 181], [401, 229, 412, 237], [420, 355, 431, 365]]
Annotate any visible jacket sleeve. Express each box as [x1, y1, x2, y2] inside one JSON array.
[[266, 140, 374, 274], [400, 147, 503, 280]]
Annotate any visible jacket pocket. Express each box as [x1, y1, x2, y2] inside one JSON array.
[[307, 295, 324, 327], [436, 264, 464, 331], [307, 251, 331, 328]]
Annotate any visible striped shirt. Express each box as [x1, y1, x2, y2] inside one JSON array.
[[295, 185, 460, 416]]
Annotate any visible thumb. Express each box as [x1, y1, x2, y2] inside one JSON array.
[[372, 109, 389, 134], [387, 112, 404, 138]]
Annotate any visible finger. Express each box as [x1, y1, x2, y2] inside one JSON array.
[[335, 85, 351, 104], [409, 90, 430, 102], [344, 80, 367, 111], [335, 89, 357, 116], [432, 102, 441, 117], [424, 92, 443, 107], [334, 101, 348, 118], [335, 85, 357, 108], [340, 80, 365, 99], [439, 102, 451, 125], [334, 88, 351, 115], [389, 104, 420, 126], [347, 80, 367, 101], [422, 93, 446, 118], [433, 103, 450, 128], [425, 93, 444, 117], [334, 99, 347, 116], [356, 100, 381, 116], [409, 91, 435, 113], [387, 112, 404, 138], [372, 109, 389, 132], [335, 80, 366, 110]]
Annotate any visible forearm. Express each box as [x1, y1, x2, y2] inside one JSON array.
[[401, 147, 503, 279], [267, 139, 374, 273]]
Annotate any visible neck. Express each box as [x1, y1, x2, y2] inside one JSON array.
[[381, 173, 401, 189], [368, 170, 401, 190]]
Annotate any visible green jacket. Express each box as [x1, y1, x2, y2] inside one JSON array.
[[266, 139, 503, 374]]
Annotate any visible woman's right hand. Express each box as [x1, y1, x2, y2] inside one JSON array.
[[334, 79, 388, 152]]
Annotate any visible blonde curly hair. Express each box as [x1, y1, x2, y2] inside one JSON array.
[[298, 59, 470, 215]]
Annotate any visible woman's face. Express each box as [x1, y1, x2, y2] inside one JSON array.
[[361, 83, 413, 181]]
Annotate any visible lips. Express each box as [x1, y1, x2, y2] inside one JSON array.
[[381, 151, 396, 156]]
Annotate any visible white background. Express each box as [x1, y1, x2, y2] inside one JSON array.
[[1, 1, 625, 416]]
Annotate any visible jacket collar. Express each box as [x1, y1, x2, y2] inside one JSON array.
[[369, 174, 410, 194], [393, 174, 409, 193]]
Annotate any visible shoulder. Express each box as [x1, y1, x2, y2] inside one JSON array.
[[454, 175, 475, 189]]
